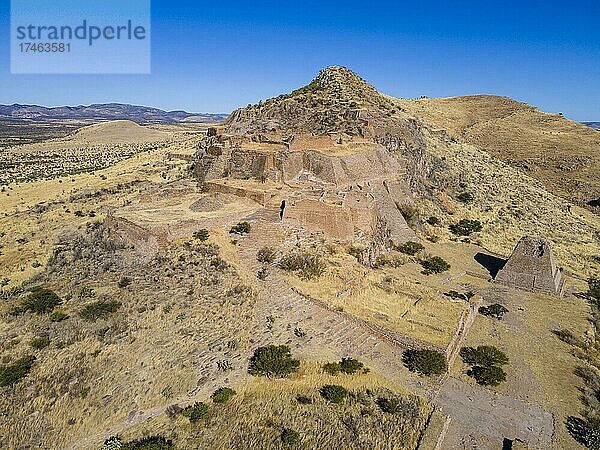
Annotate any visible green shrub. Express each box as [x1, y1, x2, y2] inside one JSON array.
[[320, 384, 348, 403], [193, 229, 210, 241], [119, 435, 175, 450], [49, 310, 69, 322], [460, 346, 508, 367], [376, 396, 418, 417], [78, 286, 95, 299], [339, 357, 365, 374], [211, 387, 236, 404], [278, 252, 326, 280], [210, 257, 229, 271], [420, 256, 451, 274], [479, 303, 509, 319], [449, 219, 482, 236], [30, 336, 50, 349], [323, 362, 341, 375], [249, 345, 300, 377], [230, 222, 251, 235], [0, 355, 35, 387], [396, 241, 425, 256], [469, 365, 506, 386], [182, 402, 209, 422], [21, 287, 61, 314], [281, 428, 300, 446], [257, 246, 277, 264], [426, 216, 440, 226], [79, 300, 121, 322], [403, 349, 447, 376], [118, 277, 132, 288], [457, 192, 474, 204]]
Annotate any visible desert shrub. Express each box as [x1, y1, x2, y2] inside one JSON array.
[[479, 303, 509, 319], [376, 396, 420, 419], [121, 435, 175, 450], [469, 365, 506, 386], [278, 252, 326, 280], [30, 336, 50, 349], [210, 257, 229, 271], [296, 395, 313, 404], [567, 416, 600, 449], [457, 192, 474, 204], [193, 229, 210, 241], [460, 346, 508, 367], [323, 362, 341, 375], [211, 387, 236, 404], [281, 428, 300, 446], [403, 349, 447, 376], [49, 310, 69, 322], [553, 329, 582, 347], [257, 267, 268, 280], [449, 219, 483, 236], [374, 252, 405, 268], [249, 345, 300, 377], [257, 246, 276, 264], [182, 402, 209, 422], [396, 241, 424, 256], [444, 290, 474, 301], [230, 221, 251, 235], [118, 277, 132, 288], [426, 216, 440, 226], [0, 355, 35, 387], [79, 300, 121, 322], [320, 384, 348, 403], [339, 357, 365, 374], [420, 256, 451, 274], [78, 286, 95, 299], [21, 287, 61, 314]]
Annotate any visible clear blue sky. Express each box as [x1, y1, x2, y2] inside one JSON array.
[[1, 0, 599, 120]]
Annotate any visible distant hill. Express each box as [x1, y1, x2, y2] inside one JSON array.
[[583, 122, 600, 130], [0, 103, 228, 124], [395, 94, 600, 210]]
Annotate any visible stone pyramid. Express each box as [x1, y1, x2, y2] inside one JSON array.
[[494, 236, 564, 296]]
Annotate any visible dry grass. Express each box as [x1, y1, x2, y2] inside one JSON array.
[[395, 94, 600, 208], [118, 363, 432, 450]]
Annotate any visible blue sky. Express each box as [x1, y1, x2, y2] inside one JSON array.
[[1, 0, 599, 120]]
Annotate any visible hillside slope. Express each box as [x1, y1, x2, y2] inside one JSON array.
[[227, 67, 600, 276], [394, 95, 600, 210]]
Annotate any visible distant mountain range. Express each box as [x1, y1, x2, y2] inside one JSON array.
[[0, 103, 228, 124], [583, 122, 600, 130]]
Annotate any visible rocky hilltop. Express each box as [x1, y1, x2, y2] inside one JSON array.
[[196, 66, 600, 275]]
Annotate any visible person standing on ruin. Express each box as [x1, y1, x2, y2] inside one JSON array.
[[279, 200, 286, 220]]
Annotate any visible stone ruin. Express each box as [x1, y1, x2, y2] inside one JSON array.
[[494, 236, 564, 296], [191, 128, 419, 263]]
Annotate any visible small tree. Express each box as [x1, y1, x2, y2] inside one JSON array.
[[193, 229, 210, 241], [449, 219, 482, 236], [181, 402, 209, 422], [21, 287, 61, 314], [249, 345, 300, 377], [460, 346, 508, 367], [323, 362, 341, 375], [79, 300, 121, 322], [281, 428, 300, 446], [469, 365, 506, 386], [403, 349, 447, 376], [420, 256, 451, 274], [278, 252, 326, 280], [211, 387, 236, 404], [230, 222, 251, 235], [396, 241, 425, 256], [479, 303, 509, 320], [0, 355, 35, 387], [320, 384, 348, 403], [339, 357, 365, 374]]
